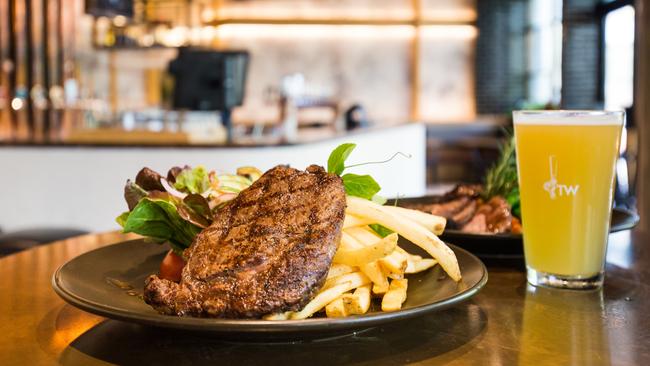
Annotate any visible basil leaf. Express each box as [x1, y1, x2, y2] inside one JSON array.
[[369, 224, 394, 238], [342, 173, 381, 200], [327, 143, 356, 175]]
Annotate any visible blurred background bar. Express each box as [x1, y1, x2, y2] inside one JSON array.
[[0, 0, 647, 232]]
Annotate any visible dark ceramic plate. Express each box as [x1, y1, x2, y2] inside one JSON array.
[[52, 239, 487, 339], [393, 195, 640, 259]]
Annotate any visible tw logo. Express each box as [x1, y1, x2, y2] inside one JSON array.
[[543, 155, 580, 199]]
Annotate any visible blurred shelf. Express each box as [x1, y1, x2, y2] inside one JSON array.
[[92, 45, 175, 51], [65, 128, 192, 146]]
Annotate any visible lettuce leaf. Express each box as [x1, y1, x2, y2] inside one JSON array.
[[124, 180, 148, 211], [174, 166, 210, 194], [117, 193, 203, 252]]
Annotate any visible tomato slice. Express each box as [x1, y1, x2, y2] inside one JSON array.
[[159, 250, 186, 282]]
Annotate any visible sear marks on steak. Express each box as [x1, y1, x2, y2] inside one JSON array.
[[460, 197, 513, 234], [144, 164, 346, 318], [451, 199, 478, 226], [429, 196, 472, 219]]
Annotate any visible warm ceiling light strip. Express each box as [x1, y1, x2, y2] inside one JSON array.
[[216, 7, 415, 22], [420, 9, 477, 23], [215, 24, 417, 39], [419, 25, 478, 40], [214, 24, 476, 40], [213, 7, 476, 23]]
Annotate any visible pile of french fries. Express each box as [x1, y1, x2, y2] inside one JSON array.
[[264, 196, 461, 320]]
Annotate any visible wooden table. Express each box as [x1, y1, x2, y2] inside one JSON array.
[[1, 230, 649, 365]]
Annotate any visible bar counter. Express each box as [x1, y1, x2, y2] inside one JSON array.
[[0, 229, 647, 365], [0, 123, 425, 232]]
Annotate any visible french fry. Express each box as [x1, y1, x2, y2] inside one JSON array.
[[381, 279, 408, 312], [382, 205, 446, 235], [346, 196, 461, 281], [359, 262, 389, 294], [340, 232, 362, 250], [326, 263, 357, 279], [395, 246, 429, 274], [290, 274, 370, 319], [325, 297, 349, 317], [323, 272, 370, 291], [343, 214, 374, 229], [345, 226, 381, 245], [333, 233, 398, 266], [339, 226, 389, 294], [341, 285, 371, 314], [406, 258, 438, 274], [404, 256, 417, 273], [378, 250, 408, 275], [373, 282, 390, 295]]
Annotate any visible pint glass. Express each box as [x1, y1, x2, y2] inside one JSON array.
[[513, 111, 624, 289]]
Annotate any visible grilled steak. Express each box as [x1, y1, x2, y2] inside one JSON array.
[[144, 165, 346, 318]]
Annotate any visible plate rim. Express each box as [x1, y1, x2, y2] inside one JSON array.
[[51, 240, 488, 334]]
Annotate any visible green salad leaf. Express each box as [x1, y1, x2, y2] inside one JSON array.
[[341, 173, 381, 200], [117, 193, 203, 253], [174, 166, 210, 194], [368, 224, 394, 238], [327, 143, 356, 176]]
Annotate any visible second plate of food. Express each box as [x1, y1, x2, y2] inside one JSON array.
[[393, 195, 639, 258], [52, 238, 487, 340]]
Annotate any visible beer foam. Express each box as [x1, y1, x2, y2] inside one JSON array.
[[513, 110, 624, 125]]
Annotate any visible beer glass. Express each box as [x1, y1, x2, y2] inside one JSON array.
[[513, 111, 624, 289]]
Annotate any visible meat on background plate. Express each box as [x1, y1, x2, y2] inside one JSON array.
[[404, 185, 516, 235]]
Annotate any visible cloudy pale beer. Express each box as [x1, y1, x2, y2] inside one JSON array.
[[513, 111, 624, 289]]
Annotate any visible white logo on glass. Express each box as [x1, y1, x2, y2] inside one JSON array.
[[543, 155, 579, 199]]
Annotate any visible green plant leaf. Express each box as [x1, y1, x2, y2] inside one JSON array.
[[342, 173, 381, 200], [369, 224, 394, 238], [115, 211, 130, 227], [327, 143, 356, 175], [483, 134, 519, 200], [121, 196, 202, 252], [183, 194, 212, 219], [174, 166, 211, 194]]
